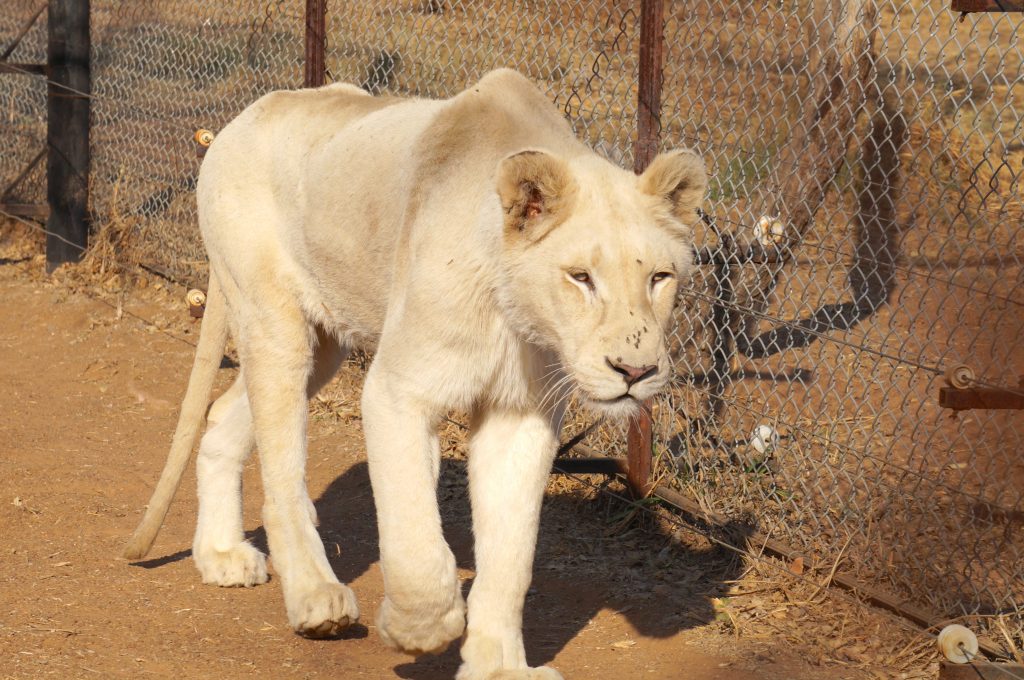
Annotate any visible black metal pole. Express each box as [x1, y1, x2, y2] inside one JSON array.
[[46, 0, 90, 271]]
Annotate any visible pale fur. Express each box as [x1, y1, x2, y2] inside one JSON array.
[[123, 69, 706, 679]]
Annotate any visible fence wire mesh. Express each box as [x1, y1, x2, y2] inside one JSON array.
[[1, 0, 1021, 659], [0, 2, 47, 215]]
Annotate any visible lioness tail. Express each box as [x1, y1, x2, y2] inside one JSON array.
[[122, 272, 230, 560]]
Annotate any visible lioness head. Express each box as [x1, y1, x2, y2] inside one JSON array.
[[495, 147, 707, 418]]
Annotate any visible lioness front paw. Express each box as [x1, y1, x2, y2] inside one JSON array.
[[287, 581, 359, 638], [457, 666, 563, 680], [376, 594, 466, 655], [457, 633, 563, 680], [194, 542, 269, 587], [488, 669, 563, 680]]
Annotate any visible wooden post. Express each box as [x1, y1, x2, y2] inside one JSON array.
[[46, 0, 90, 271], [627, 0, 665, 497], [304, 0, 327, 88]]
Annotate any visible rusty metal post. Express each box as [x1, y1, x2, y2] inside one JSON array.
[[304, 0, 326, 88], [634, 0, 665, 173], [626, 403, 654, 495], [626, 0, 665, 497]]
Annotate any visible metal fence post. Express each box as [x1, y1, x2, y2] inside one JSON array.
[[627, 0, 665, 497], [634, 0, 664, 173], [45, 0, 90, 271], [304, 0, 326, 88]]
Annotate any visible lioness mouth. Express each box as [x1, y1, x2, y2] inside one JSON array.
[[592, 394, 635, 405]]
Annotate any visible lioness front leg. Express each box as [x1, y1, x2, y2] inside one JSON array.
[[242, 310, 357, 637], [458, 410, 562, 680], [362, 365, 466, 655]]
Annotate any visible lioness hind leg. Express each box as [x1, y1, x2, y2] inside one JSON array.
[[301, 327, 350, 530], [242, 304, 357, 637], [193, 374, 267, 587], [193, 329, 345, 588]]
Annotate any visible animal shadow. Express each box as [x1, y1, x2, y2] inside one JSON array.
[[312, 458, 746, 679]]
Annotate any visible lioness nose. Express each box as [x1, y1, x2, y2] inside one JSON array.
[[605, 358, 658, 387]]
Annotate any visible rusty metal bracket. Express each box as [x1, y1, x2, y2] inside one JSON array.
[[952, 0, 1024, 11], [940, 386, 1024, 411], [938, 661, 1024, 679], [940, 373, 1024, 410]]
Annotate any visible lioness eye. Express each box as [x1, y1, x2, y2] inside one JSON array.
[[651, 271, 673, 284], [570, 271, 592, 285]]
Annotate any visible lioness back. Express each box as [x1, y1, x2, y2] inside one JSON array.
[[197, 69, 584, 346]]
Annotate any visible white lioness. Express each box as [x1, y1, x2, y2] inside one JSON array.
[[124, 69, 706, 679]]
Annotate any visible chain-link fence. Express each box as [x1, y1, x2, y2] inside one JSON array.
[[2, 0, 1021, 660], [656, 0, 1024, 654], [0, 2, 47, 218]]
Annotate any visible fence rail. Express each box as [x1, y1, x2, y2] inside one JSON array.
[[2, 0, 1021, 663]]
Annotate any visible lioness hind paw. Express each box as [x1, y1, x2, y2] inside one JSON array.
[[289, 582, 359, 639], [194, 542, 269, 587]]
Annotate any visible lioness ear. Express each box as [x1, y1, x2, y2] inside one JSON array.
[[496, 149, 576, 238], [639, 148, 708, 225]]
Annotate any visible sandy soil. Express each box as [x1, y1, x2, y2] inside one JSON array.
[[0, 256, 901, 680]]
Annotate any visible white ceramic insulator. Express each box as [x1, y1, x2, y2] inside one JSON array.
[[753, 216, 785, 247], [194, 129, 215, 147], [749, 424, 779, 455], [753, 216, 769, 245], [186, 289, 207, 308], [945, 364, 975, 389], [937, 624, 979, 664]]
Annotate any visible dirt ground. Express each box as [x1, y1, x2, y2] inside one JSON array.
[[0, 246, 930, 679]]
